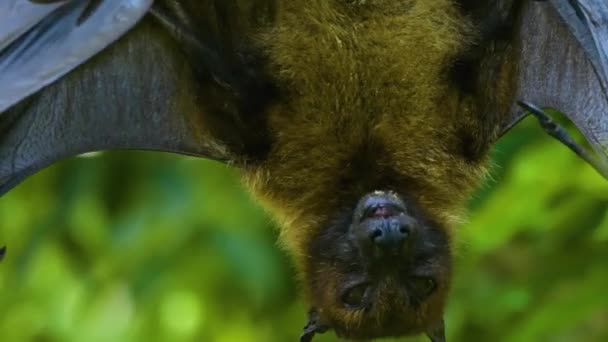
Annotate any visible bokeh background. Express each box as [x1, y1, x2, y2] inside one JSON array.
[[1, 116, 607, 342]]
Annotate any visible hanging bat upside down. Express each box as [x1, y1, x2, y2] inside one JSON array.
[[0, 0, 607, 341]]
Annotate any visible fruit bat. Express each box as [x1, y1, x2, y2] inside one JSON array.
[[1, 0, 607, 341]]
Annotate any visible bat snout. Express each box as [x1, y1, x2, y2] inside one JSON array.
[[306, 191, 451, 341], [368, 215, 415, 249], [353, 191, 418, 257]]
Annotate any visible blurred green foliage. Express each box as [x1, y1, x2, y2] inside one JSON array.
[[1, 117, 607, 342]]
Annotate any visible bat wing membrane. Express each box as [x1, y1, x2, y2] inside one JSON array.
[[513, 0, 608, 161], [552, 0, 608, 92], [0, 0, 153, 113], [0, 0, 63, 53], [0, 1, 254, 196]]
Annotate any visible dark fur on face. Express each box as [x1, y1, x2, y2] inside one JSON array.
[[306, 192, 451, 339]]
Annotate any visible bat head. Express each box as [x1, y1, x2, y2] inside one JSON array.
[[304, 191, 450, 340]]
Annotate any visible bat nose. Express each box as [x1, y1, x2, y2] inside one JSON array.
[[353, 191, 418, 256], [370, 216, 414, 248]]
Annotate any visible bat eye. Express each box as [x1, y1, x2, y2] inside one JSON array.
[[341, 283, 369, 309], [410, 277, 436, 300]]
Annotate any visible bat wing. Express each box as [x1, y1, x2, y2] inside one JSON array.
[[0, 0, 153, 113], [0, 1, 276, 195], [513, 0, 608, 162]]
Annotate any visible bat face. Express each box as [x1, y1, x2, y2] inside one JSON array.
[[305, 191, 451, 339]]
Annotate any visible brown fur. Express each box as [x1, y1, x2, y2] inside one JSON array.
[[247, 0, 482, 255], [231, 0, 519, 338]]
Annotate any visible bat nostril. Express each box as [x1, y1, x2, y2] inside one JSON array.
[[399, 225, 409, 234], [399, 218, 416, 237], [370, 228, 383, 241], [369, 219, 413, 248]]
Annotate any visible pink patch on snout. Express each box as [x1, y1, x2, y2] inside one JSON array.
[[369, 205, 400, 218]]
